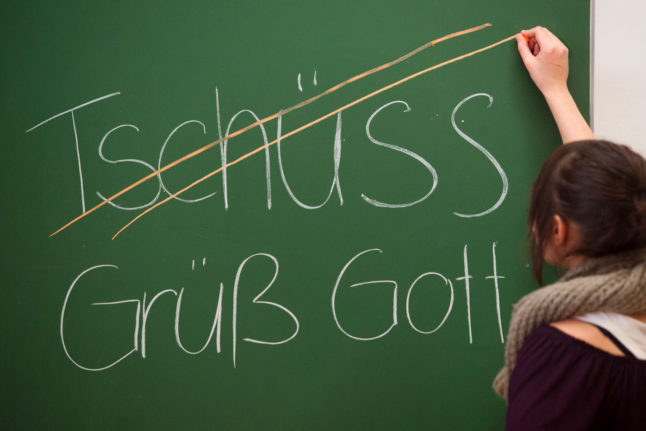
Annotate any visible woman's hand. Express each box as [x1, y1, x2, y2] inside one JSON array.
[[515, 26, 594, 144], [516, 27, 569, 98]]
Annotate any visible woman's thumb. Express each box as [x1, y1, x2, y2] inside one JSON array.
[[516, 33, 534, 67]]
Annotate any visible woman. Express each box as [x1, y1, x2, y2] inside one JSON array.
[[495, 27, 646, 430]]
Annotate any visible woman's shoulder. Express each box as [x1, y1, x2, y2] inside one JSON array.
[[513, 324, 631, 380], [507, 320, 646, 430], [519, 320, 644, 363], [550, 318, 625, 356], [550, 312, 646, 358], [510, 321, 646, 397], [508, 323, 646, 431]]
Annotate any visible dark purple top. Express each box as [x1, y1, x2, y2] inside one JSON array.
[[506, 325, 646, 430]]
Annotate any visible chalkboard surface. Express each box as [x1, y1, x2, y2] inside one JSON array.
[[1, 1, 589, 429]]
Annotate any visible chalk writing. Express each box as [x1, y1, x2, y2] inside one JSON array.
[[34, 24, 516, 238], [29, 23, 516, 376], [29, 90, 506, 231], [59, 243, 504, 371]]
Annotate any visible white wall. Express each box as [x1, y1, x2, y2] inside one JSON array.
[[592, 0, 646, 156]]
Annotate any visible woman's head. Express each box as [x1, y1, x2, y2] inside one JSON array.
[[529, 140, 646, 284]]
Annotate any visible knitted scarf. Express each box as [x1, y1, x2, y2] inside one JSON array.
[[493, 248, 646, 401]]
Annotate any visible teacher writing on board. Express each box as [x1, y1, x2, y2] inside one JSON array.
[[495, 26, 646, 430]]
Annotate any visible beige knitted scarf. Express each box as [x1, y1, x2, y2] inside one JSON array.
[[493, 248, 646, 401]]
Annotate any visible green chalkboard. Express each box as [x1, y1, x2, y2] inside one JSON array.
[[1, 1, 589, 429]]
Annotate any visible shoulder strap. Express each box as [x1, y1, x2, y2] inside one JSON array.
[[591, 324, 637, 358]]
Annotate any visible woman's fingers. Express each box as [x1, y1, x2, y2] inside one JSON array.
[[523, 26, 566, 56], [516, 33, 535, 66], [516, 26, 569, 97], [522, 27, 551, 48]]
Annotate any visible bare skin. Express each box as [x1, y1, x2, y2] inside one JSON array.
[[517, 27, 645, 355], [552, 316, 646, 357], [516, 27, 595, 144]]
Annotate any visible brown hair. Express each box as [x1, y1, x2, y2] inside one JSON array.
[[528, 140, 646, 284]]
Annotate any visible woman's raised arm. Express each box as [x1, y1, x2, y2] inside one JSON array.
[[516, 26, 594, 144]]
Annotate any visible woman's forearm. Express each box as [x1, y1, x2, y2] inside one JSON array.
[[543, 88, 594, 144]]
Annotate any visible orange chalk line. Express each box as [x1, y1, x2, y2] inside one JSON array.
[[281, 23, 492, 116], [49, 23, 491, 238], [112, 33, 517, 240]]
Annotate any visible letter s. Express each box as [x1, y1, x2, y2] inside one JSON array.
[[362, 101, 438, 208], [450, 93, 508, 218]]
